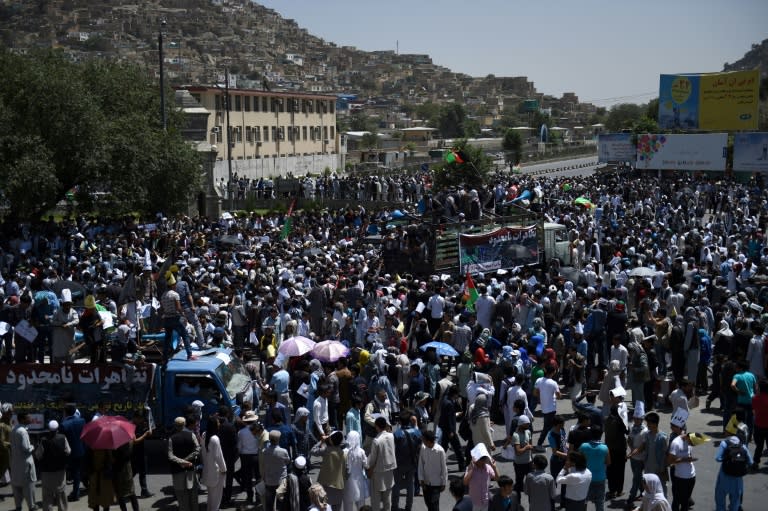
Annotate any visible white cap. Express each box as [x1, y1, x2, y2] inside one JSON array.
[[516, 415, 531, 425], [191, 400, 204, 408], [294, 456, 307, 469], [48, 420, 59, 431], [61, 289, 72, 303]]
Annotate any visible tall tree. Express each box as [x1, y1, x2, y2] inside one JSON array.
[[433, 140, 492, 191], [0, 49, 201, 222], [437, 103, 468, 139], [605, 103, 644, 132], [502, 129, 523, 165]]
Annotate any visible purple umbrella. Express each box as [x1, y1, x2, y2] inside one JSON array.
[[311, 340, 350, 363], [278, 335, 316, 357]]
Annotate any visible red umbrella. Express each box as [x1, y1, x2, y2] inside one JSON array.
[[80, 416, 136, 450]]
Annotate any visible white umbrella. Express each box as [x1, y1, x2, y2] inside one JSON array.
[[311, 340, 350, 363], [278, 336, 316, 357], [629, 266, 655, 278]]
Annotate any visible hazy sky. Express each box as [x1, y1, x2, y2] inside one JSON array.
[[256, 0, 767, 106]]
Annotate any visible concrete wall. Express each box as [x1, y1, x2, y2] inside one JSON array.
[[212, 153, 343, 182]]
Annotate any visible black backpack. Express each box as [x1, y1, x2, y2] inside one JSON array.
[[722, 442, 749, 477]]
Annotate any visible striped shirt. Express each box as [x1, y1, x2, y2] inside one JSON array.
[[161, 289, 181, 319]]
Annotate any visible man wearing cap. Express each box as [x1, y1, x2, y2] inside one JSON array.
[[238, 411, 261, 504], [168, 416, 200, 511], [51, 289, 79, 363], [260, 430, 290, 511], [35, 419, 71, 511], [368, 416, 397, 511], [666, 411, 696, 511], [160, 273, 195, 364]]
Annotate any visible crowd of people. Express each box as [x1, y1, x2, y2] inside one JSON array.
[[0, 167, 767, 511]]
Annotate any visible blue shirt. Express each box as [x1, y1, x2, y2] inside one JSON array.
[[579, 441, 609, 482]]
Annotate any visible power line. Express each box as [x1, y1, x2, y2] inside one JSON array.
[[583, 91, 658, 105]]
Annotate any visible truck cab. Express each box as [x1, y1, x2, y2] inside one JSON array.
[[155, 348, 252, 431], [543, 222, 571, 265]]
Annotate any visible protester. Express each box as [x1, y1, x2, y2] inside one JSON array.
[[10, 412, 37, 511]]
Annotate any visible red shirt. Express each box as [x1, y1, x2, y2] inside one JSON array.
[[753, 393, 768, 428]]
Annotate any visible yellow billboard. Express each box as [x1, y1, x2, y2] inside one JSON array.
[[659, 69, 759, 131]]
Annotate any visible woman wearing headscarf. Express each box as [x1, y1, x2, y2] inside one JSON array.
[[342, 430, 369, 511], [469, 393, 495, 453], [293, 407, 311, 458], [311, 430, 345, 511], [634, 473, 671, 511], [598, 360, 623, 416]]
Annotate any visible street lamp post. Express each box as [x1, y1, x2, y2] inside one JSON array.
[[158, 19, 167, 131], [225, 70, 234, 211]]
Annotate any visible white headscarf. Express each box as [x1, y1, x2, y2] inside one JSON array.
[[641, 473, 671, 511], [344, 430, 366, 476]]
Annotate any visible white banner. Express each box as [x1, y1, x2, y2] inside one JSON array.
[[598, 133, 635, 163], [636, 133, 727, 171], [733, 132, 768, 173]]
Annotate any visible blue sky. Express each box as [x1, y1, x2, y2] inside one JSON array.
[[256, 0, 767, 106]]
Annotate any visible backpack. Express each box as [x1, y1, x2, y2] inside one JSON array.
[[394, 427, 421, 470], [722, 441, 749, 477]]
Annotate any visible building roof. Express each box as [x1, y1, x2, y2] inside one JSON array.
[[399, 127, 437, 132], [179, 86, 336, 100]]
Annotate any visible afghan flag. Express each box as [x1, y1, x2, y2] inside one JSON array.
[[444, 149, 465, 164], [463, 271, 479, 311], [280, 199, 296, 240]]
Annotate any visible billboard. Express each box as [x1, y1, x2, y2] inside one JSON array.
[[636, 133, 727, 171], [0, 363, 155, 418], [598, 133, 635, 163], [733, 132, 768, 173], [459, 226, 538, 274], [658, 70, 759, 131]]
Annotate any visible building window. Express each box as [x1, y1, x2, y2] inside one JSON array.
[[262, 97, 269, 112], [330, 126, 335, 139], [245, 126, 252, 142], [244, 96, 251, 112], [253, 126, 261, 141], [271, 126, 277, 141], [234, 95, 242, 112], [302, 126, 307, 140], [323, 126, 328, 140], [278, 127, 285, 140], [287, 127, 293, 141], [235, 127, 242, 142], [330, 101, 335, 114], [263, 126, 269, 142], [215, 95, 222, 111]]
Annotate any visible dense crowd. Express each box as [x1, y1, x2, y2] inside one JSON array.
[[0, 168, 767, 511]]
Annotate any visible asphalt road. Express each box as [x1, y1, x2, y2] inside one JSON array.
[[9, 393, 763, 511]]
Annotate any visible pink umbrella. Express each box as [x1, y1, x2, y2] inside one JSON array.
[[80, 416, 136, 450], [310, 340, 350, 363], [278, 335, 316, 357]]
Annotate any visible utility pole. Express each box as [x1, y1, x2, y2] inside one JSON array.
[[158, 19, 167, 131], [225, 69, 234, 211]]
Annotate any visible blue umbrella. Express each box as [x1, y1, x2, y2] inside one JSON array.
[[420, 341, 459, 357]]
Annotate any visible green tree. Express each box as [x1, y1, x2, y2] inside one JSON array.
[[349, 111, 377, 132], [432, 140, 492, 191], [645, 98, 660, 122], [530, 110, 552, 130], [0, 49, 201, 222], [502, 129, 523, 165], [605, 103, 644, 132], [415, 102, 441, 126], [360, 132, 379, 150], [437, 103, 468, 138]]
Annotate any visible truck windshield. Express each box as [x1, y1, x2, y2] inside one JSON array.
[[214, 356, 251, 400]]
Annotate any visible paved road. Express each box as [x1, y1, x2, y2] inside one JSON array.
[[12, 393, 763, 511]]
